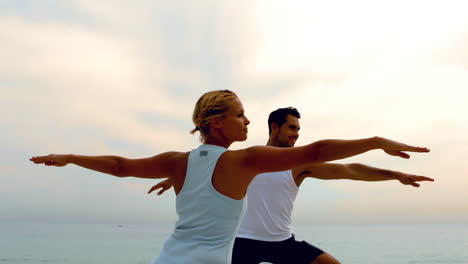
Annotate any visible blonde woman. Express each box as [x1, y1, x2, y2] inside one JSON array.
[[30, 90, 429, 264]]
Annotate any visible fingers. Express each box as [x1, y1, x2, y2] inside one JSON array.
[[405, 146, 430, 153], [396, 152, 410, 159], [385, 150, 410, 159], [404, 178, 420, 188], [30, 156, 59, 166], [382, 139, 430, 154], [405, 175, 434, 182], [413, 176, 434, 182], [148, 183, 167, 195], [148, 185, 160, 194], [30, 156, 48, 164], [158, 184, 170, 195], [45, 161, 56, 166], [402, 175, 434, 187]]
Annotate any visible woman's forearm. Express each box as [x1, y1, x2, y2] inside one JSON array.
[[65, 154, 125, 177], [307, 137, 381, 163]]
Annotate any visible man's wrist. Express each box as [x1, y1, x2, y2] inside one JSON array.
[[391, 171, 402, 181]]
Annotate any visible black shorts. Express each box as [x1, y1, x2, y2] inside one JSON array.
[[232, 235, 324, 264]]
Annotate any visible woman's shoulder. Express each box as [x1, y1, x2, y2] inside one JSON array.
[[172, 151, 190, 162]]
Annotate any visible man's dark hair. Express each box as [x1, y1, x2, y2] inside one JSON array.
[[268, 107, 301, 135]]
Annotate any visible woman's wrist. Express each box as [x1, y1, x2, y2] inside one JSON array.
[[65, 154, 75, 164], [372, 136, 384, 150]]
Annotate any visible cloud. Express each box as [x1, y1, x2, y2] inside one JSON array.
[[291, 121, 468, 224], [435, 33, 468, 70], [0, 15, 204, 153], [2, 0, 468, 224], [0, 0, 271, 223]]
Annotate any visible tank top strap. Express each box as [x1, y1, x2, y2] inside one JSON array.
[[179, 144, 227, 196]]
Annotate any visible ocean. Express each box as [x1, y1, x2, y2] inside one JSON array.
[[1, 222, 467, 264]]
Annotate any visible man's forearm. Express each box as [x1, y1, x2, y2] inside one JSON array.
[[347, 163, 398, 181]]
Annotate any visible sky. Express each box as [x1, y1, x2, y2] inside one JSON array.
[[1, 0, 467, 225]]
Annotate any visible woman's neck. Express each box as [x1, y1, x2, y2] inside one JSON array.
[[204, 136, 232, 149]]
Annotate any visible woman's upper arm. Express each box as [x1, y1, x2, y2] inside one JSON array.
[[238, 145, 314, 175], [119, 151, 182, 179]]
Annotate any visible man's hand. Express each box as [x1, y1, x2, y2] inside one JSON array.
[[396, 173, 434, 187], [148, 178, 173, 195]]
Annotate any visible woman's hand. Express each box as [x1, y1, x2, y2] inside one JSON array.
[[379, 137, 430, 159], [30, 154, 70, 167]]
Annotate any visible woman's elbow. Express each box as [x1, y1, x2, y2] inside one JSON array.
[[110, 158, 129, 177]]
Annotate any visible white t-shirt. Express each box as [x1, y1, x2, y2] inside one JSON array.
[[237, 170, 299, 242]]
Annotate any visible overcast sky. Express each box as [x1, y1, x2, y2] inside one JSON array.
[[1, 0, 467, 224]]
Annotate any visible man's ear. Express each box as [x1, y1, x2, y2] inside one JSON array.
[[271, 122, 279, 135]]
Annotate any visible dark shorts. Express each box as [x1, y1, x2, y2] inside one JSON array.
[[232, 235, 325, 264]]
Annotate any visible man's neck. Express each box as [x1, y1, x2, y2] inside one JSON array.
[[266, 137, 278, 147]]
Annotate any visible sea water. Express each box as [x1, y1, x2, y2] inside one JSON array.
[[1, 222, 467, 264]]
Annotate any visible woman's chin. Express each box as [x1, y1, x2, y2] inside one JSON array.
[[231, 133, 248, 142]]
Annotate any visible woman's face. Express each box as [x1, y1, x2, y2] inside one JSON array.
[[219, 97, 250, 142]]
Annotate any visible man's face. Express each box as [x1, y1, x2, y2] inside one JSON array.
[[274, 114, 300, 147]]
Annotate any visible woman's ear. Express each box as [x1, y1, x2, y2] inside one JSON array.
[[210, 117, 223, 129]]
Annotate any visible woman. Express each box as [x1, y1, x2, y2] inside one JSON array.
[[30, 90, 429, 264]]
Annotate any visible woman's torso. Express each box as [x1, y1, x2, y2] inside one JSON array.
[[153, 144, 246, 264]]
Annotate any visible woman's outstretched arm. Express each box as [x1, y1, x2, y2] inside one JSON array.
[[30, 151, 183, 179], [240, 136, 429, 175]]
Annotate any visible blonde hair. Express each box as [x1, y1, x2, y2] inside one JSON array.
[[191, 90, 238, 140]]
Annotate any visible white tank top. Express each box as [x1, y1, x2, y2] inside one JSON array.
[[154, 144, 246, 264], [237, 170, 298, 241]]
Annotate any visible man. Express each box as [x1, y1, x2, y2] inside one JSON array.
[[149, 107, 433, 264]]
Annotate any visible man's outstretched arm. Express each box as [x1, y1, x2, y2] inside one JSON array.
[[293, 163, 434, 187], [148, 178, 174, 195], [149, 161, 435, 196]]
